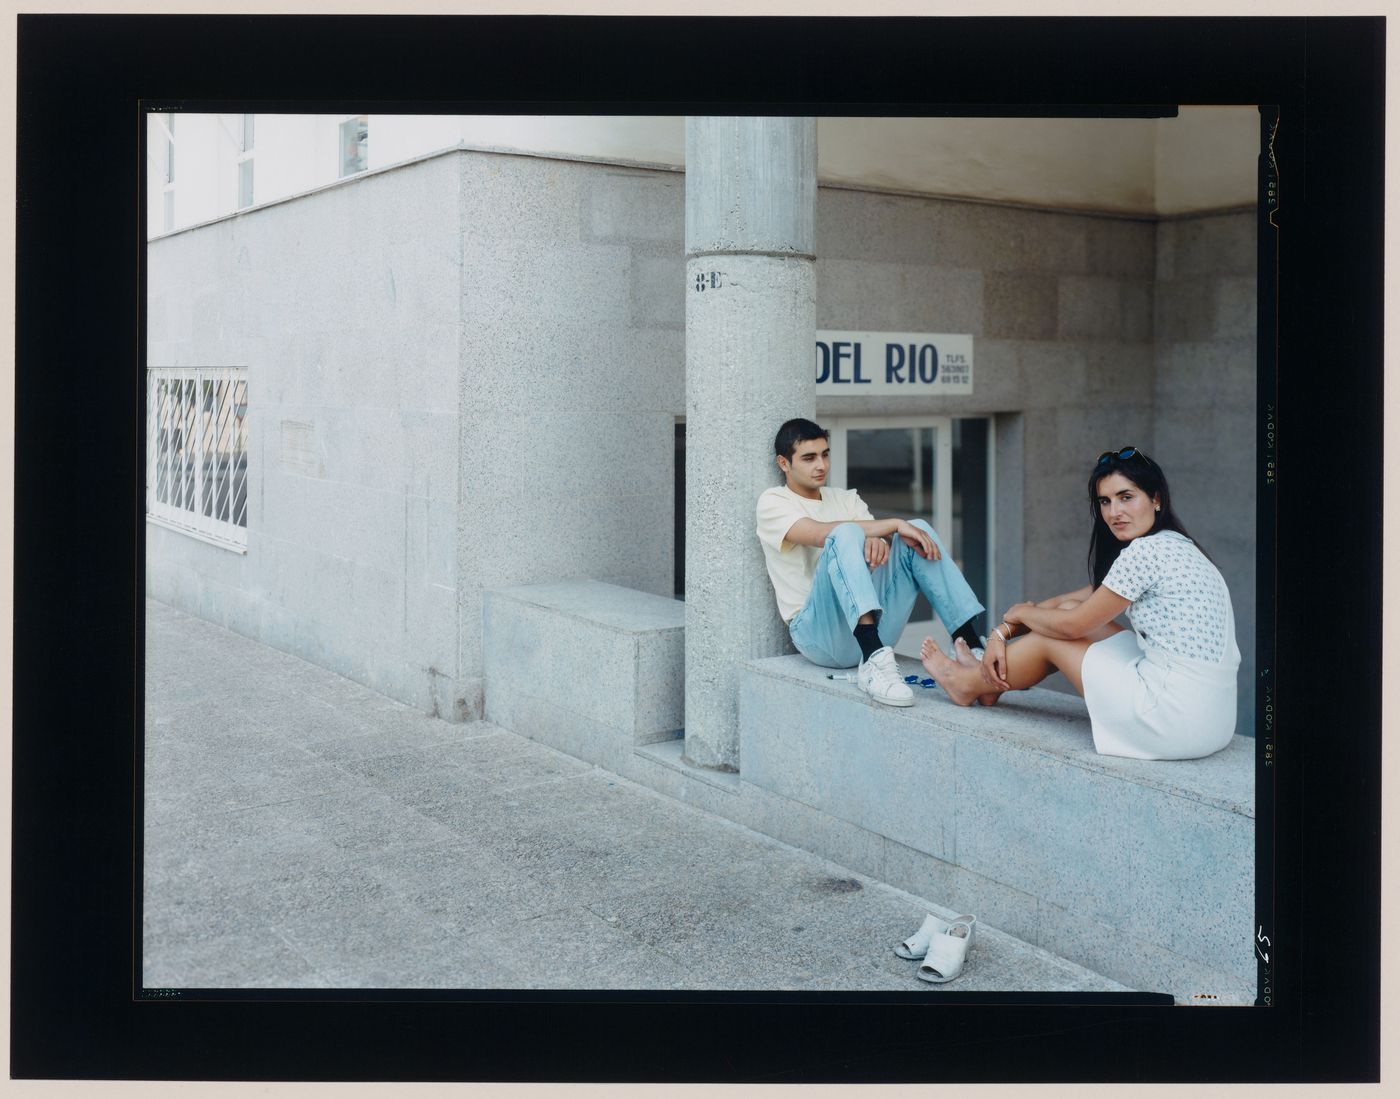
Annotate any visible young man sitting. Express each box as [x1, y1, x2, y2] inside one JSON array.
[[756, 418, 987, 707]]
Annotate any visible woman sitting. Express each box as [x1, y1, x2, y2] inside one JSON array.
[[918, 447, 1240, 761]]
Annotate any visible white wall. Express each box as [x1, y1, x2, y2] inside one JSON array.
[[146, 153, 468, 718], [147, 109, 1259, 238], [146, 112, 225, 231], [254, 115, 339, 203], [818, 116, 1158, 213], [455, 114, 685, 168], [819, 109, 1258, 215], [371, 115, 476, 167], [1155, 106, 1261, 215], [145, 114, 168, 232]]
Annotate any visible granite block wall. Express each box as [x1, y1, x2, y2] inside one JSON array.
[[813, 189, 1159, 611], [483, 582, 686, 768], [735, 654, 1255, 1000], [1153, 211, 1258, 736], [454, 155, 684, 695], [806, 190, 1255, 733], [146, 153, 469, 718]]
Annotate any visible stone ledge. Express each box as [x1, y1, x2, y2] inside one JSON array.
[[635, 738, 741, 794], [481, 584, 1255, 1001], [738, 653, 1255, 1001], [743, 654, 1254, 819], [487, 580, 686, 635], [483, 581, 685, 757]]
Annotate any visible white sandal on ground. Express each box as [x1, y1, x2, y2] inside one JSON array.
[[895, 912, 976, 960], [917, 915, 978, 983]]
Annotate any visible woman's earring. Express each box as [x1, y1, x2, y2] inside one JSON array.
[[1154, 505, 1160, 512]]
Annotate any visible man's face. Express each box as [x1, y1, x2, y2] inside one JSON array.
[[781, 437, 830, 495]]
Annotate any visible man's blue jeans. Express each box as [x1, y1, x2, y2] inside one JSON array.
[[787, 520, 985, 669]]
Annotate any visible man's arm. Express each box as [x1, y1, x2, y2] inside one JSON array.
[[784, 517, 940, 560]]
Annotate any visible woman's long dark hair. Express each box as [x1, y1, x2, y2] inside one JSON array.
[[1087, 449, 1206, 586]]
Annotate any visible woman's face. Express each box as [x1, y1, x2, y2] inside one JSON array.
[[1095, 471, 1159, 542]]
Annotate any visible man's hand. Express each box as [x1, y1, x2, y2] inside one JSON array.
[[863, 537, 889, 568], [895, 520, 940, 560], [980, 634, 1011, 690]]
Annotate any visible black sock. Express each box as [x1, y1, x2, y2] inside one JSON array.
[[853, 622, 883, 662], [952, 619, 982, 651]]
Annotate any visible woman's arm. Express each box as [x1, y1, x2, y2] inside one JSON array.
[[978, 585, 1119, 688], [981, 584, 1095, 650], [1035, 585, 1094, 608], [1003, 584, 1130, 640]]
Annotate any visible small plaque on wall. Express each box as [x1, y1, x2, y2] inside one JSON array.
[[816, 330, 973, 395]]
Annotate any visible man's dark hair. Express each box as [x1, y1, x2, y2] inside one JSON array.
[[774, 418, 829, 461]]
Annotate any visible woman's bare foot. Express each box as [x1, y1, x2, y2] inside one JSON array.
[[919, 637, 982, 707], [952, 638, 1002, 707]]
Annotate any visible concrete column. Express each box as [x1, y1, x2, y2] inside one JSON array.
[[683, 117, 817, 772]]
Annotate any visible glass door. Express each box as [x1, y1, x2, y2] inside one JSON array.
[[829, 416, 991, 660]]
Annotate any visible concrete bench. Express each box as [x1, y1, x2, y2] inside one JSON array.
[[482, 581, 1254, 1003], [739, 654, 1255, 1004], [482, 581, 685, 771]]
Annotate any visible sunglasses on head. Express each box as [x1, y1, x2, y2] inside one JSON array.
[[1096, 446, 1143, 467]]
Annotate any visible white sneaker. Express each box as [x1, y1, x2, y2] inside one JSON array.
[[857, 646, 915, 707]]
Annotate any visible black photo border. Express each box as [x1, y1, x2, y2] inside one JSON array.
[[12, 13, 1383, 1083]]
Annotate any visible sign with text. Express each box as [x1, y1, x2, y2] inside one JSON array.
[[815, 331, 974, 395]]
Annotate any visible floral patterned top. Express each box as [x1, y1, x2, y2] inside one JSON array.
[[1102, 530, 1233, 663]]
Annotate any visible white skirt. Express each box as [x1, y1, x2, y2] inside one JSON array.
[[1080, 626, 1241, 761]]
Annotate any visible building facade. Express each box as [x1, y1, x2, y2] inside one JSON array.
[[145, 112, 1259, 736]]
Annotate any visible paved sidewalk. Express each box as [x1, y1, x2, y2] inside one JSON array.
[[144, 599, 1130, 993]]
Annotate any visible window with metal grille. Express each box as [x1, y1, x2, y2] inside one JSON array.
[[159, 112, 176, 232], [238, 159, 254, 208], [146, 367, 249, 550], [339, 115, 368, 177], [237, 113, 255, 209]]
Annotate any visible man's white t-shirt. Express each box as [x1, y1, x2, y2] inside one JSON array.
[[755, 484, 873, 623]]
